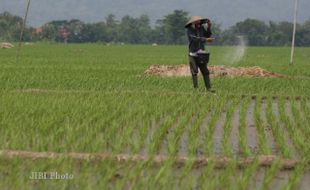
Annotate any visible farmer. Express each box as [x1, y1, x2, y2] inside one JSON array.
[[185, 16, 215, 93]]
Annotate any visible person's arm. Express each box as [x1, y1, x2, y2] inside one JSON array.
[[187, 29, 206, 42], [203, 19, 212, 38]]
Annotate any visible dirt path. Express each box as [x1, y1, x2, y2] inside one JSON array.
[[145, 65, 286, 78], [0, 150, 301, 170]]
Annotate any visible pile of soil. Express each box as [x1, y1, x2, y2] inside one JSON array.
[[0, 42, 14, 49], [145, 64, 285, 78]]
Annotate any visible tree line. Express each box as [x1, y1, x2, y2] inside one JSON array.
[[1, 10, 310, 46]]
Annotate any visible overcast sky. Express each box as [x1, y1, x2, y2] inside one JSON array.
[[1, 0, 309, 28]]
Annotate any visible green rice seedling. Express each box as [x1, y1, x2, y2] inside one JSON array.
[[237, 160, 259, 190], [300, 98, 310, 127], [188, 95, 214, 157], [222, 97, 239, 156], [239, 97, 251, 156], [196, 159, 216, 189], [278, 97, 307, 158], [281, 163, 306, 190], [290, 99, 310, 143], [159, 96, 193, 156], [254, 96, 270, 155], [148, 159, 175, 189], [261, 160, 282, 190], [178, 159, 197, 189], [210, 160, 237, 189], [266, 97, 291, 158], [131, 94, 177, 154], [111, 98, 146, 153], [166, 99, 194, 156], [148, 96, 187, 155], [204, 96, 229, 155], [128, 100, 162, 154]]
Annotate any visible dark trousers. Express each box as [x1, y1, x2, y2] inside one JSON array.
[[189, 56, 211, 89]]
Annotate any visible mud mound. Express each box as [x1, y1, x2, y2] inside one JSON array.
[[145, 64, 285, 78], [0, 42, 14, 49]]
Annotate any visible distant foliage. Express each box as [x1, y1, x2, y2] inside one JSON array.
[[1, 10, 310, 46]]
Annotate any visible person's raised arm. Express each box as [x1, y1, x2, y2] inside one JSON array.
[[203, 19, 212, 38]]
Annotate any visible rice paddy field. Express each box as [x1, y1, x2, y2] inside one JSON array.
[[0, 44, 310, 189]]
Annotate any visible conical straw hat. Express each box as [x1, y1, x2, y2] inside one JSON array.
[[185, 16, 207, 28]]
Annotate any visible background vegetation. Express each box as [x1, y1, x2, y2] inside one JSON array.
[[1, 10, 310, 46]]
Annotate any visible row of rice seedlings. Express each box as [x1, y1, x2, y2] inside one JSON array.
[[140, 94, 180, 154], [111, 96, 147, 153], [187, 95, 215, 157], [300, 98, 310, 127], [239, 97, 251, 156], [221, 97, 239, 156], [216, 160, 238, 189], [236, 160, 260, 190], [266, 97, 291, 158], [148, 95, 188, 155], [0, 93, 113, 152], [117, 162, 152, 190], [178, 160, 199, 190], [196, 159, 216, 188], [204, 96, 229, 156], [290, 99, 310, 146], [153, 97, 218, 188], [179, 93, 217, 186], [166, 97, 196, 156], [261, 160, 282, 190], [101, 95, 138, 151], [281, 163, 307, 190], [254, 96, 271, 155], [132, 97, 172, 154], [277, 97, 308, 158], [158, 96, 192, 156], [128, 95, 170, 154], [94, 161, 126, 189], [144, 159, 176, 189], [208, 161, 237, 189], [116, 94, 171, 154]]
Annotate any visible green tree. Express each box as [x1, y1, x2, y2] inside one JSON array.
[[233, 19, 269, 46], [105, 14, 119, 43], [80, 22, 107, 42], [297, 20, 310, 46], [157, 10, 188, 44], [0, 11, 23, 41], [118, 15, 152, 44]]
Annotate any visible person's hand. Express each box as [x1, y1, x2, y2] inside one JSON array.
[[206, 37, 215, 43]]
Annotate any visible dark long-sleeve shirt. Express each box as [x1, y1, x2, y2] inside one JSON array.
[[187, 25, 212, 54]]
